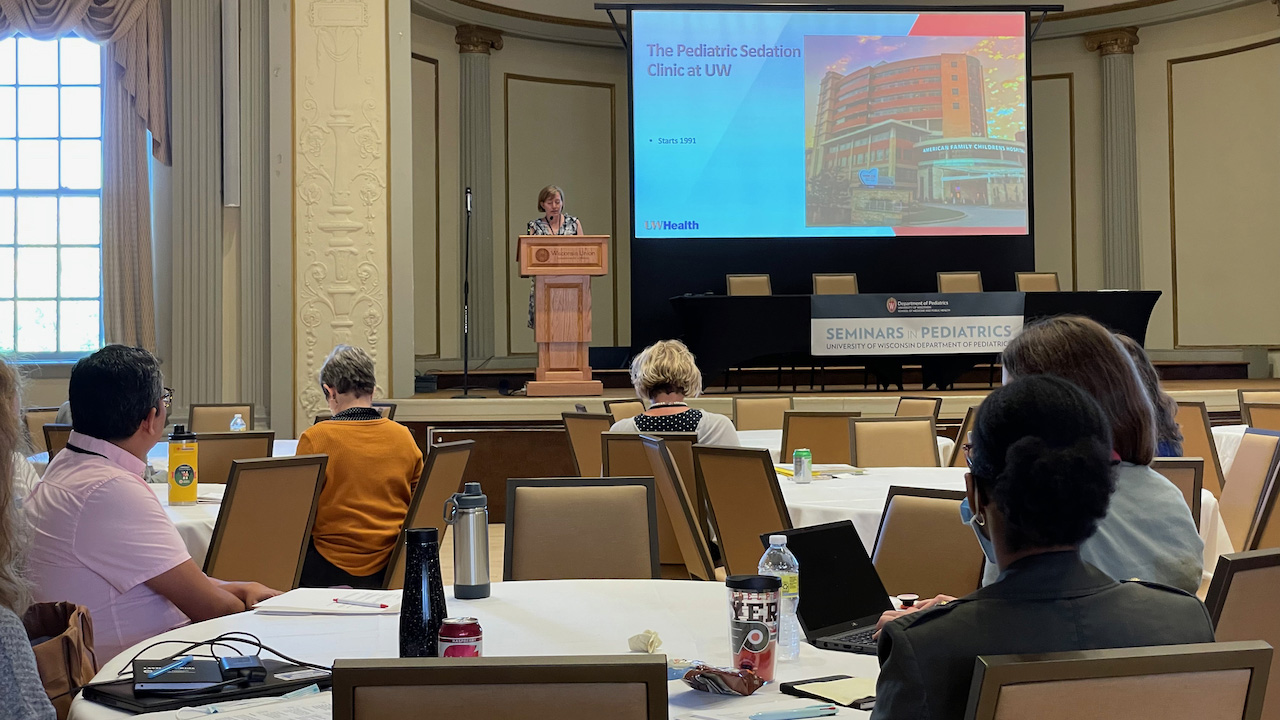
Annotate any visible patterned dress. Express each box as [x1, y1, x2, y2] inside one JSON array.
[[526, 215, 581, 329]]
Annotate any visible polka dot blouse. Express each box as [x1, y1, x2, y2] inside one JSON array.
[[634, 408, 703, 433]]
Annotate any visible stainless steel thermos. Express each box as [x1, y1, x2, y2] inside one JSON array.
[[445, 482, 490, 599]]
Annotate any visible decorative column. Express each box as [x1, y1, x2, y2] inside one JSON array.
[[1085, 27, 1141, 290], [239, 0, 270, 429], [456, 25, 502, 360]]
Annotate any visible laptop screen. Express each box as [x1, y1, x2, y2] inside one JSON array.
[[763, 521, 893, 634]]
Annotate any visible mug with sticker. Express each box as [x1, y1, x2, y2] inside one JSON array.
[[726, 574, 781, 682]]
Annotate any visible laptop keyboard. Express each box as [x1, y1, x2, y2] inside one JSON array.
[[831, 627, 876, 646]]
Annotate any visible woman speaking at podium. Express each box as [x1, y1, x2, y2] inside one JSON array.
[[525, 185, 583, 329]]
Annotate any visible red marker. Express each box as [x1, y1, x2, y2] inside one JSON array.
[[333, 598, 389, 609]]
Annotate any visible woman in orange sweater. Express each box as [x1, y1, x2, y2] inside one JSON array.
[[298, 345, 424, 588]]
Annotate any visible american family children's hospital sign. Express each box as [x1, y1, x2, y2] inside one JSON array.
[[811, 293, 1026, 356]]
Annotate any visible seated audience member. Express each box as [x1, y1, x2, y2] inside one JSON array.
[[0, 358, 56, 720], [6, 380, 39, 500], [610, 339, 739, 445], [1116, 333, 1184, 457], [298, 345, 423, 589], [25, 346, 280, 660], [871, 375, 1215, 720]]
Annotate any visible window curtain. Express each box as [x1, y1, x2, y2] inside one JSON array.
[[0, 0, 169, 352]]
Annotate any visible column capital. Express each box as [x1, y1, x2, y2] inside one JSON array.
[[455, 24, 503, 54], [1084, 27, 1140, 56]]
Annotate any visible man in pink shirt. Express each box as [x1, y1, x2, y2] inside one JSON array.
[[25, 346, 280, 661]]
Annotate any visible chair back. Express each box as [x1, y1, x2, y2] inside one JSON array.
[[1175, 401, 1226, 497], [504, 478, 659, 581], [202, 455, 328, 590], [195, 430, 275, 484], [693, 445, 791, 575], [384, 440, 474, 590], [1206, 549, 1280, 720], [602, 432, 698, 569], [949, 405, 979, 467], [640, 436, 716, 581], [1242, 403, 1280, 433], [781, 410, 861, 464], [561, 412, 614, 476], [726, 273, 772, 296], [964, 641, 1273, 720], [937, 271, 983, 293], [43, 424, 72, 461], [1219, 429, 1280, 550], [873, 487, 982, 598], [23, 407, 59, 453], [1151, 457, 1205, 531], [373, 402, 397, 419], [604, 399, 645, 423], [850, 417, 940, 467], [733, 396, 793, 431], [331, 655, 668, 720], [1247, 464, 1280, 551], [812, 273, 859, 295], [1015, 271, 1060, 292], [895, 396, 942, 419], [1240, 390, 1280, 407], [188, 403, 254, 433]]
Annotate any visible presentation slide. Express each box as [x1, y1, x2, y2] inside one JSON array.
[[631, 10, 1029, 239]]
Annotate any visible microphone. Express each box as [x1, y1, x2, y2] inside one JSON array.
[[465, 187, 472, 213]]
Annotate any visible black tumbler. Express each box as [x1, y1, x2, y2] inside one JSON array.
[[399, 527, 448, 657]]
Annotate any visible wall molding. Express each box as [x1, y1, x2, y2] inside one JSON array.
[[1031, 72, 1079, 291], [412, 52, 443, 360]]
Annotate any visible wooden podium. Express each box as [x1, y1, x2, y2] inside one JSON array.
[[518, 234, 609, 397]]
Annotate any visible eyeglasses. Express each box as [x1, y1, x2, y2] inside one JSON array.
[[962, 442, 974, 469], [161, 387, 173, 411]]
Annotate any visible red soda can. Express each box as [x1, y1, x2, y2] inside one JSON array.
[[437, 617, 483, 657]]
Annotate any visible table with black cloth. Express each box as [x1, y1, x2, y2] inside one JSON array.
[[670, 290, 1160, 389]]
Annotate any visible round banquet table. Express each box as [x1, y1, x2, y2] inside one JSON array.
[[1211, 425, 1247, 477], [68, 579, 881, 720], [737, 428, 954, 466], [28, 439, 300, 476], [158, 484, 226, 568]]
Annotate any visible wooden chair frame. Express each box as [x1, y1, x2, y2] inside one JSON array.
[[561, 412, 615, 476], [692, 444, 792, 575], [948, 405, 978, 467], [811, 272, 859, 295], [937, 271, 983, 293], [639, 435, 716, 581], [383, 440, 475, 590], [1176, 401, 1226, 498], [1239, 390, 1280, 409], [1151, 457, 1204, 531], [373, 401, 397, 419], [1205, 548, 1280, 624], [849, 416, 941, 468], [780, 410, 862, 464], [732, 396, 794, 431], [1245, 454, 1280, 551], [725, 273, 772, 296], [873, 486, 968, 554], [194, 430, 276, 484], [1241, 402, 1280, 431], [603, 399, 645, 423], [23, 406, 59, 452], [42, 423, 72, 461], [1014, 271, 1061, 292], [187, 403, 255, 432], [895, 396, 943, 420], [602, 431, 700, 570]]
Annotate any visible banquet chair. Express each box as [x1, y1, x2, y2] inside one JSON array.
[[964, 641, 1272, 720], [726, 273, 772, 296], [373, 402, 397, 419], [812, 273, 859, 295], [948, 405, 980, 467], [504, 477, 659, 581], [1240, 390, 1280, 407], [1247, 470, 1280, 551], [693, 445, 791, 576], [780, 411, 862, 464], [188, 403, 254, 433], [1151, 457, 1205, 531], [850, 417, 940, 468], [640, 436, 717, 581], [936, 271, 983, 293], [732, 396, 793, 431], [562, 412, 614, 476], [895, 396, 942, 420], [384, 440, 475, 590], [23, 406, 59, 453], [1014, 271, 1061, 292], [196, 430, 275, 484], [1217, 429, 1280, 550], [602, 432, 698, 576], [42, 424, 72, 462], [873, 487, 983, 599], [1176, 401, 1226, 498], [202, 455, 328, 590], [604, 399, 645, 423], [1242, 403, 1280, 433], [1206, 549, 1280, 720], [331, 655, 668, 720]]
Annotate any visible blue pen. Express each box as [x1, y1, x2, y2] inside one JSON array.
[[146, 655, 193, 679], [748, 704, 840, 720]]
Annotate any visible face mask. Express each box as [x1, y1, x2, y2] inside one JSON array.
[[959, 496, 998, 565]]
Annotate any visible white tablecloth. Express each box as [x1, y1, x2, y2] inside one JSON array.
[[28, 439, 299, 476], [1212, 425, 1247, 477], [68, 579, 879, 720], [738, 429, 955, 466], [156, 484, 225, 567]]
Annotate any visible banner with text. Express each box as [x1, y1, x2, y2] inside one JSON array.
[[812, 293, 1025, 356]]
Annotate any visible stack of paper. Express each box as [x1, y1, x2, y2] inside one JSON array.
[[254, 588, 401, 615]]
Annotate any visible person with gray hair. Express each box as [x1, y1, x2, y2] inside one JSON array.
[[298, 345, 423, 588], [610, 340, 739, 446]]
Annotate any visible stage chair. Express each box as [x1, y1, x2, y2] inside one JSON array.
[[726, 274, 772, 296], [693, 445, 791, 576], [640, 436, 717, 581], [895, 396, 942, 420], [936, 271, 983, 293], [1240, 390, 1280, 407], [202, 455, 328, 590], [195, 430, 275, 484], [732, 396, 793, 431], [42, 424, 72, 462], [188, 403, 254, 433], [1206, 549, 1280, 720], [850, 417, 940, 468], [602, 432, 698, 577], [331, 655, 668, 720], [384, 440, 474, 590], [948, 405, 980, 467], [780, 410, 862, 464], [1218, 429, 1280, 550], [873, 487, 983, 599], [1242, 403, 1280, 433], [964, 641, 1273, 720], [561, 412, 614, 476], [1151, 457, 1205, 531], [1176, 401, 1226, 498], [1015, 271, 1061, 292], [504, 477, 659, 581], [812, 273, 859, 295], [23, 406, 59, 453], [373, 402, 398, 419]]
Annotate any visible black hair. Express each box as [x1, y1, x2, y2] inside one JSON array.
[[969, 374, 1116, 553], [68, 345, 164, 441]]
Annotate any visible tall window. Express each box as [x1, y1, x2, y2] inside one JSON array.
[[0, 36, 103, 357]]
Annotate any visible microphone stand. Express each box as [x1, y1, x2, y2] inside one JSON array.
[[454, 187, 481, 398]]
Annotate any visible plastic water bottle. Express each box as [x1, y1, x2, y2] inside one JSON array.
[[758, 535, 801, 661], [229, 414, 247, 432]]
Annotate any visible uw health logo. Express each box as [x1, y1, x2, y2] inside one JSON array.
[[886, 297, 898, 313], [643, 219, 700, 231]]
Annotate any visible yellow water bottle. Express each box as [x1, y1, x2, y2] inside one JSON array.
[[168, 425, 198, 506]]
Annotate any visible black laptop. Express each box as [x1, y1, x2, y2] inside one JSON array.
[[759, 520, 894, 655]]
